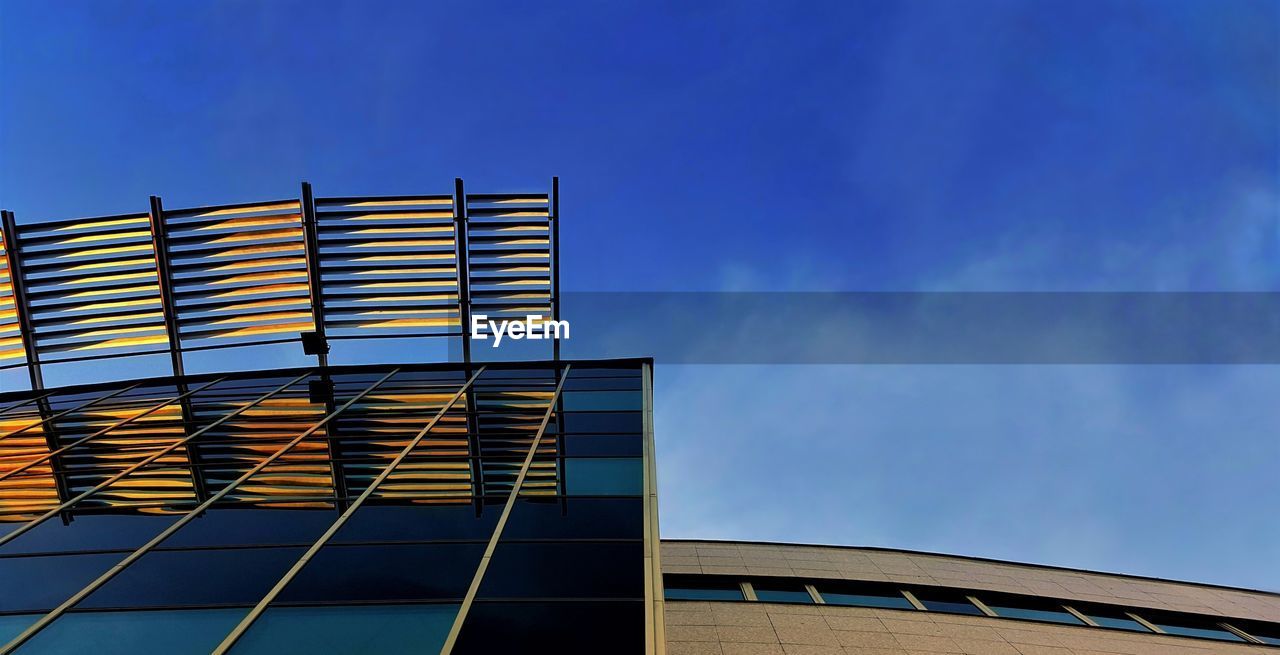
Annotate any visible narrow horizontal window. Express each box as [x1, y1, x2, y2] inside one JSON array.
[[751, 582, 812, 604], [911, 589, 984, 616], [987, 603, 1083, 625], [817, 582, 915, 610], [1151, 620, 1246, 643], [664, 579, 743, 601]]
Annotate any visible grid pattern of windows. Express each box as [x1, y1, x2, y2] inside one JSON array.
[[0, 360, 657, 654], [663, 574, 1280, 648]]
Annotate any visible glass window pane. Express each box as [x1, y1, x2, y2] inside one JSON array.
[[477, 542, 643, 599], [0, 614, 37, 646], [81, 547, 305, 609], [913, 590, 983, 616], [566, 458, 643, 496], [0, 514, 179, 556], [988, 604, 1082, 625], [821, 591, 914, 610], [164, 508, 336, 548], [331, 504, 499, 543], [502, 498, 642, 540], [0, 552, 121, 612], [231, 604, 458, 655], [453, 601, 643, 654], [564, 434, 642, 456], [560, 391, 642, 411], [276, 543, 484, 603], [20, 609, 246, 655], [1152, 621, 1245, 642], [753, 582, 812, 604], [560, 412, 642, 433], [665, 584, 744, 601], [1086, 612, 1151, 632]]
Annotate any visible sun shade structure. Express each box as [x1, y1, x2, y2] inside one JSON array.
[[0, 178, 561, 390]]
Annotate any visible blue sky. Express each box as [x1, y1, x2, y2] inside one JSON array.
[[2, 1, 1278, 589]]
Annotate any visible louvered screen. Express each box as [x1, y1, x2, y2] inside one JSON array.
[[16, 213, 168, 362], [465, 193, 554, 323], [161, 200, 314, 349], [313, 196, 460, 338]]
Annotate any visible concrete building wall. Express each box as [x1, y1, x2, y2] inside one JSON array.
[[661, 541, 1280, 623], [664, 600, 1273, 655], [660, 541, 1280, 655]]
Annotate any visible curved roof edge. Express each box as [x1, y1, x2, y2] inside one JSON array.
[[661, 537, 1280, 598]]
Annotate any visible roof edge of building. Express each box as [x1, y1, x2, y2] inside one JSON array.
[[661, 537, 1280, 599]]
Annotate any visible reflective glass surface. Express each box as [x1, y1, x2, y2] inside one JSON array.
[[0, 552, 121, 612], [453, 601, 643, 654], [914, 591, 984, 616], [477, 541, 644, 599], [565, 458, 643, 496], [277, 543, 484, 602], [821, 591, 915, 610], [1153, 621, 1246, 642], [19, 608, 246, 655], [502, 498, 643, 540], [232, 604, 458, 655], [753, 583, 813, 604], [988, 604, 1083, 625], [0, 514, 179, 556], [1086, 611, 1151, 632], [664, 583, 744, 601], [81, 547, 305, 608]]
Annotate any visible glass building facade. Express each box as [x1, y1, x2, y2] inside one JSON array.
[[0, 360, 663, 654]]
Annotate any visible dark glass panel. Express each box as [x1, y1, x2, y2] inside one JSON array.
[[20, 608, 246, 655], [1085, 610, 1151, 632], [559, 391, 642, 412], [561, 377, 642, 392], [1152, 620, 1245, 642], [560, 412, 642, 433], [163, 508, 335, 548], [0, 514, 179, 556], [452, 601, 643, 654], [276, 543, 484, 603], [663, 576, 743, 601], [988, 603, 1082, 625], [0, 552, 120, 612], [563, 434, 642, 456], [331, 504, 500, 543], [566, 458, 643, 496], [913, 590, 983, 616], [477, 541, 643, 599], [752, 581, 813, 604], [80, 547, 305, 609], [502, 498, 642, 540], [821, 590, 915, 610], [0, 613, 37, 646], [231, 604, 458, 655]]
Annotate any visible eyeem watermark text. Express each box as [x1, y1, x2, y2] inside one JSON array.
[[471, 314, 570, 347]]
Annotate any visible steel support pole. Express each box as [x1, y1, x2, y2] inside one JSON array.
[[0, 211, 43, 390]]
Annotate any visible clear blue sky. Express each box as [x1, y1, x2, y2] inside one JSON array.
[[2, 1, 1278, 590]]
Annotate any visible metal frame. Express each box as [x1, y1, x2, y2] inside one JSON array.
[[452, 177, 473, 365], [0, 210, 43, 389]]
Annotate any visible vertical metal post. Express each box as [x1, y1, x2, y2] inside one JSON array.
[[299, 182, 329, 367], [0, 211, 43, 390], [550, 176, 561, 362], [146, 197, 206, 499], [453, 178, 473, 366], [146, 197, 185, 379]]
